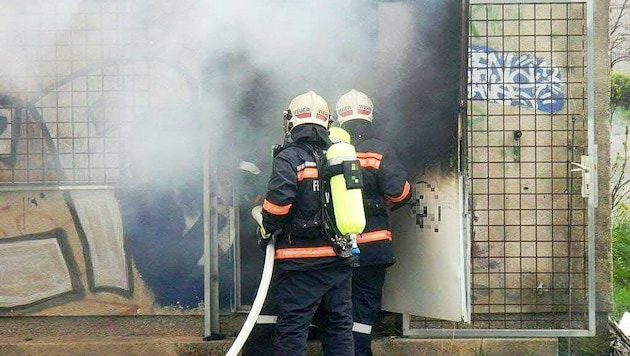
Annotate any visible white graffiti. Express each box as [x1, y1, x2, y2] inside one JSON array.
[[468, 46, 564, 113]]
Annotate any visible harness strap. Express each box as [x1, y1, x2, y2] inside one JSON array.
[[357, 230, 392, 244]]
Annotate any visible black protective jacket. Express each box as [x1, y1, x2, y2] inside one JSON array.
[[262, 124, 354, 271], [343, 120, 412, 267]]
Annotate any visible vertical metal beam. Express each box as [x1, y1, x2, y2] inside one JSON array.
[[203, 103, 212, 339], [203, 91, 222, 340], [459, 0, 472, 324], [585, 0, 597, 337], [234, 186, 243, 310]]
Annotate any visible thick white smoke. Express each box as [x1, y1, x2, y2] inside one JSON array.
[[0, 0, 463, 309], [0, 0, 462, 184], [129, 0, 379, 181]]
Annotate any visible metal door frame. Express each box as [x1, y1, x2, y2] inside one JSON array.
[[403, 0, 596, 338]]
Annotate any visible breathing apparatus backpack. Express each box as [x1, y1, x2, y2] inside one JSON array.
[[272, 127, 366, 258], [325, 127, 365, 256]]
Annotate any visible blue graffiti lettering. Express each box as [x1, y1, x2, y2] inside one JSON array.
[[468, 46, 564, 113]]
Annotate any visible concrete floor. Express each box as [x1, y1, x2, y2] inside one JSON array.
[[0, 336, 558, 356]]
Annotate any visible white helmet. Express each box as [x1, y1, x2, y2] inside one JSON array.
[[335, 89, 374, 125], [285, 90, 330, 132]]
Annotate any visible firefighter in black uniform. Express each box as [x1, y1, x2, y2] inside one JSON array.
[[244, 91, 355, 356], [335, 89, 412, 356]]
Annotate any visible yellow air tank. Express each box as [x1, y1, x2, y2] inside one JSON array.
[[327, 127, 366, 240]]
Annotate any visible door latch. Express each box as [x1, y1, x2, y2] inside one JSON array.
[[570, 155, 592, 198]]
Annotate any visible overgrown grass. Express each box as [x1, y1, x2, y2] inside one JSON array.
[[614, 210, 630, 320], [614, 286, 630, 319]]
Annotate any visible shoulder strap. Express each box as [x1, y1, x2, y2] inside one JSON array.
[[276, 141, 350, 255], [291, 142, 339, 235]]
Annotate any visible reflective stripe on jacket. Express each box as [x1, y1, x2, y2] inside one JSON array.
[[357, 230, 392, 244], [275, 246, 337, 259]]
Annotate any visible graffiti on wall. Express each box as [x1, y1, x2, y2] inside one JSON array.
[[0, 229, 81, 310], [0, 49, 276, 314], [0, 92, 145, 314], [468, 46, 564, 113], [0, 60, 217, 314]]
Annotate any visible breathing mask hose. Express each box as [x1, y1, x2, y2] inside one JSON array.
[[225, 206, 275, 356]]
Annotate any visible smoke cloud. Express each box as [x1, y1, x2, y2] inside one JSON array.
[[132, 0, 382, 180], [0, 0, 462, 184], [0, 0, 464, 308]]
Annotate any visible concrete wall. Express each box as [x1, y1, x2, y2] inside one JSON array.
[[594, 0, 613, 335]]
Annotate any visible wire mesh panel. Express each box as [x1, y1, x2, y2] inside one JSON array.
[[0, 2, 216, 316], [0, 3, 206, 187], [0, 3, 144, 185], [407, 1, 592, 335]]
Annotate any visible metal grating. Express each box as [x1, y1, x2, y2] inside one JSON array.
[[407, 1, 592, 336], [0, 2, 150, 186]]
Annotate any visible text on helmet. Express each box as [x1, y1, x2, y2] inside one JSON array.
[[293, 107, 329, 121], [357, 104, 372, 115], [338, 105, 353, 117]]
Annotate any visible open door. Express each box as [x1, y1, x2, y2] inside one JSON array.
[[382, 174, 470, 322], [378, 1, 470, 323]]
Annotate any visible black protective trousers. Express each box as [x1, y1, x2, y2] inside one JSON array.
[[243, 264, 354, 356], [352, 265, 387, 356]]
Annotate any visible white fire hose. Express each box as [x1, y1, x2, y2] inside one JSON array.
[[225, 205, 275, 356]]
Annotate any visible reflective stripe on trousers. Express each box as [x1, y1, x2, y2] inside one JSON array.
[[352, 322, 372, 334], [256, 315, 277, 324], [353, 265, 386, 356]]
